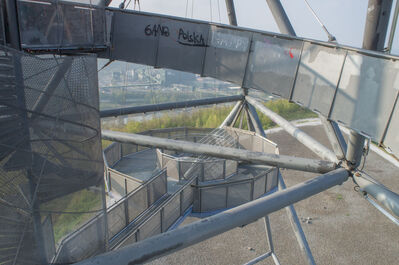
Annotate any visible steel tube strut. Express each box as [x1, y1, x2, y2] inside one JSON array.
[[247, 102, 266, 138], [265, 0, 296, 36], [219, 100, 243, 128], [76, 168, 349, 265], [224, 0, 238, 26], [100, 95, 243, 118], [246, 96, 338, 163], [320, 116, 347, 160], [278, 173, 316, 265], [102, 130, 337, 173], [353, 172, 399, 218]]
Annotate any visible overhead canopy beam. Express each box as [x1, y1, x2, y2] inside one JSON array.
[[100, 95, 243, 118], [76, 168, 349, 265], [102, 130, 337, 173], [246, 96, 338, 163]]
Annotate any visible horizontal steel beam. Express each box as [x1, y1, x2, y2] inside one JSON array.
[[102, 130, 337, 173], [100, 95, 244, 118], [246, 96, 338, 163], [76, 168, 349, 265], [353, 171, 399, 218]]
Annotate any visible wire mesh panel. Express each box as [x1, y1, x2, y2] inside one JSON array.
[[181, 182, 194, 213], [179, 160, 195, 180], [42, 215, 56, 263], [162, 195, 180, 231], [127, 187, 148, 223], [244, 33, 302, 98], [253, 173, 267, 199], [0, 46, 103, 264], [107, 203, 127, 239], [200, 186, 227, 212], [138, 211, 162, 241], [17, 0, 106, 49], [227, 182, 252, 208], [225, 160, 238, 177], [148, 170, 167, 205], [117, 231, 137, 248], [55, 214, 105, 264], [291, 42, 347, 116], [203, 160, 224, 181]]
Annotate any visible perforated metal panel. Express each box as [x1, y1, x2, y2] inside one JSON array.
[[203, 26, 251, 84], [201, 187, 227, 212], [156, 18, 209, 73], [162, 195, 180, 231], [244, 33, 302, 97], [112, 11, 160, 65], [148, 171, 167, 205], [225, 160, 238, 177], [138, 211, 162, 241], [292, 43, 346, 115], [107, 204, 126, 239], [253, 174, 267, 199], [127, 187, 148, 222], [330, 52, 399, 140], [181, 183, 194, 213], [227, 182, 251, 208]]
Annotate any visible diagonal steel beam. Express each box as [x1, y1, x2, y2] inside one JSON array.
[[102, 130, 337, 173], [219, 100, 244, 128], [246, 96, 338, 163], [76, 168, 349, 265]]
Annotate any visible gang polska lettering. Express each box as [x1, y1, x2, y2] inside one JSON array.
[[144, 24, 170, 37], [177, 28, 206, 47]]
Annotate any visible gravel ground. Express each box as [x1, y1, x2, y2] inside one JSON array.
[[148, 125, 399, 265]]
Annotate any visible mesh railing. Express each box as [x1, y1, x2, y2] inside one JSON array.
[[54, 169, 167, 263], [193, 167, 278, 212], [115, 174, 196, 249]]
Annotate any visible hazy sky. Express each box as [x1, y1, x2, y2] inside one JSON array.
[[109, 0, 399, 54]]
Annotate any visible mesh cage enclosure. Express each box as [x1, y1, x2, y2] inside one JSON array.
[[0, 46, 104, 264]]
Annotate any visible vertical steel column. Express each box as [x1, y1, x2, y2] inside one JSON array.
[[387, 0, 399, 53], [362, 0, 393, 51], [265, 0, 296, 36], [347, 0, 393, 168], [224, 0, 238, 26]]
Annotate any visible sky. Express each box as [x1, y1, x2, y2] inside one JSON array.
[[109, 0, 399, 54]]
